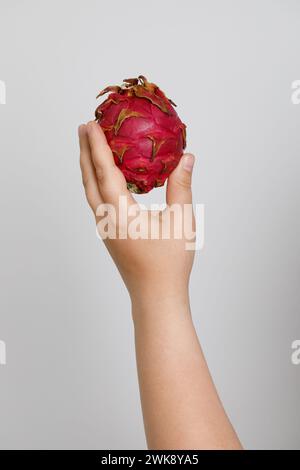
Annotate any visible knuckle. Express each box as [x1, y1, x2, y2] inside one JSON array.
[[85, 187, 94, 205], [175, 177, 191, 190], [79, 154, 84, 170], [95, 165, 105, 183], [81, 173, 90, 189]]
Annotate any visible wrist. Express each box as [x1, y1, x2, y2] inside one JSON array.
[[130, 285, 191, 325]]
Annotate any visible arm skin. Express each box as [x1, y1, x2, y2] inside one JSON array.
[[132, 295, 241, 449], [79, 121, 242, 450]]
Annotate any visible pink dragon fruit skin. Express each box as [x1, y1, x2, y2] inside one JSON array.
[[95, 75, 186, 194]]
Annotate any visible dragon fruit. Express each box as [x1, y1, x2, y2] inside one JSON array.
[[95, 75, 186, 193]]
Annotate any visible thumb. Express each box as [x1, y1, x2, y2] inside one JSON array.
[[166, 153, 195, 206]]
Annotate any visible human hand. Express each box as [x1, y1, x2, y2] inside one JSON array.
[[79, 122, 242, 450], [79, 121, 196, 307]]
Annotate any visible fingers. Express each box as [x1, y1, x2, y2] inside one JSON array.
[[79, 124, 103, 213], [166, 153, 195, 206], [86, 121, 116, 178], [86, 121, 136, 206]]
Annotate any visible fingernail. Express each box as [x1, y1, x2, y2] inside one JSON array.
[[182, 154, 195, 172]]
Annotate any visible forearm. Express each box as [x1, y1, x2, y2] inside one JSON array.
[[132, 291, 242, 450]]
